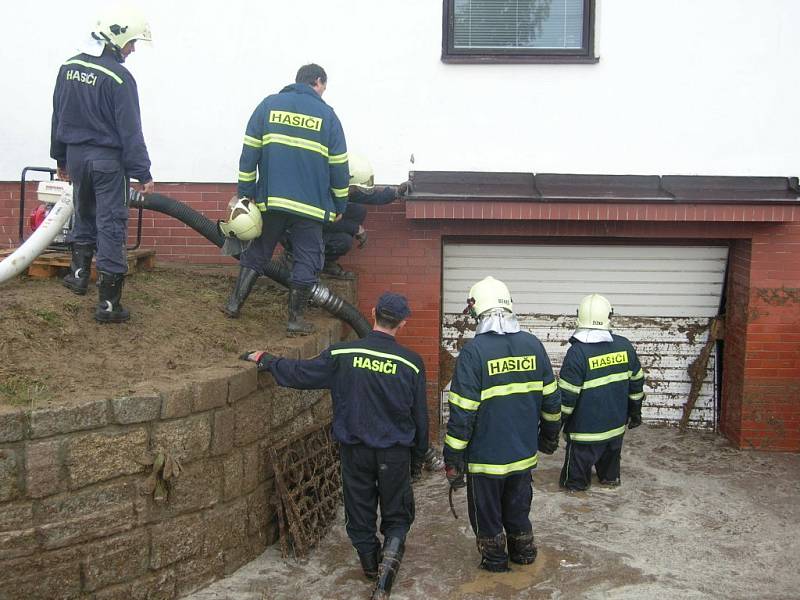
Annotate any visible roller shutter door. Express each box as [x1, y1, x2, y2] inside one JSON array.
[[441, 243, 728, 430]]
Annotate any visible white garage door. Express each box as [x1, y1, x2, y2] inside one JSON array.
[[441, 244, 729, 430]]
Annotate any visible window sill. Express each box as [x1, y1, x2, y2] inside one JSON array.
[[441, 54, 599, 65]]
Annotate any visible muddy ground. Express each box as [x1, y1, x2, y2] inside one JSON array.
[[186, 426, 800, 600], [0, 263, 348, 412]]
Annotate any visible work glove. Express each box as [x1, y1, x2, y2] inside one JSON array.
[[239, 350, 276, 371], [396, 180, 412, 196], [538, 432, 559, 455], [627, 397, 643, 429], [445, 462, 466, 490], [422, 447, 445, 471], [355, 226, 368, 249], [628, 413, 643, 429], [560, 415, 574, 443]]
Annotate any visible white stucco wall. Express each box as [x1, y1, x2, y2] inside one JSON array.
[[1, 0, 797, 183]]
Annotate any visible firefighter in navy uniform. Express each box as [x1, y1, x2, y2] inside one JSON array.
[[51, 7, 154, 323], [224, 64, 349, 336], [281, 154, 411, 280], [240, 292, 427, 599], [319, 154, 410, 280], [558, 294, 645, 491], [443, 277, 561, 572]]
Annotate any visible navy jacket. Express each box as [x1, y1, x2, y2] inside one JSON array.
[[238, 83, 349, 223], [443, 330, 561, 477], [558, 333, 645, 443], [50, 49, 152, 182], [265, 330, 428, 460]]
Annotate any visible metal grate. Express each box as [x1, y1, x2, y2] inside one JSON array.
[[270, 421, 342, 559]]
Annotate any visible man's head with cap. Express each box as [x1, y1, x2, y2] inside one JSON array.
[[373, 292, 411, 331]]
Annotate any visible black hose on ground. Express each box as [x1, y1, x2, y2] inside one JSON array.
[[129, 191, 371, 337]]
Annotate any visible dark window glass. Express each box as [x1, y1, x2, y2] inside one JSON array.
[[443, 0, 597, 63]]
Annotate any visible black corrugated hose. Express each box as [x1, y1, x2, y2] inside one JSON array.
[[128, 191, 371, 337]]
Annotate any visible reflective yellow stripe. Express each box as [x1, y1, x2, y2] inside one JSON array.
[[558, 379, 582, 394], [64, 59, 123, 84], [238, 170, 256, 182], [331, 186, 349, 198], [481, 381, 543, 401], [570, 425, 626, 442], [583, 371, 631, 390], [330, 348, 419, 374], [541, 410, 561, 422], [445, 434, 468, 450], [267, 196, 327, 220], [630, 368, 644, 381], [243, 135, 262, 148], [629, 392, 645, 401], [449, 391, 479, 412], [542, 380, 558, 395], [263, 133, 328, 158], [468, 454, 538, 475], [255, 202, 267, 212], [327, 212, 338, 222], [329, 152, 348, 164], [561, 404, 574, 415]]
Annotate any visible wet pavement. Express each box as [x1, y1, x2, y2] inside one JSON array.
[[184, 426, 800, 600]]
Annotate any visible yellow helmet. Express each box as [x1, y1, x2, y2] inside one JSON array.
[[576, 294, 613, 330], [348, 153, 374, 193], [466, 276, 513, 318], [219, 198, 262, 241], [93, 6, 152, 54]]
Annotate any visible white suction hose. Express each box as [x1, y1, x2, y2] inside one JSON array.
[[0, 190, 73, 285]]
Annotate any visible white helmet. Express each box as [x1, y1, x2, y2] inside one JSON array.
[[348, 153, 374, 193], [466, 276, 513, 318], [219, 198, 263, 241], [576, 294, 613, 330], [93, 6, 152, 55]]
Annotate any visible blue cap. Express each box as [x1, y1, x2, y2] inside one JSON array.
[[376, 292, 411, 321]]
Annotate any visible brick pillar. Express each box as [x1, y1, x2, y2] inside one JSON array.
[[720, 239, 750, 446], [737, 223, 800, 451]]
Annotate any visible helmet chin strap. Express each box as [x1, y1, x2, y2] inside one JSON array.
[[92, 31, 125, 62]]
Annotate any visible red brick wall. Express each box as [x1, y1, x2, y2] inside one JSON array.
[[2, 181, 798, 450]]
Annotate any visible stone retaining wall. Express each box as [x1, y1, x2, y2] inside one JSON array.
[[0, 318, 345, 600]]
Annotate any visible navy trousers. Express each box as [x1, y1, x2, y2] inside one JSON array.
[[339, 444, 415, 555], [466, 470, 533, 539], [240, 212, 323, 287], [560, 436, 624, 491], [66, 145, 129, 274], [324, 203, 367, 261]]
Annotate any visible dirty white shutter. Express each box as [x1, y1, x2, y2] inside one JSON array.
[[441, 243, 729, 430]]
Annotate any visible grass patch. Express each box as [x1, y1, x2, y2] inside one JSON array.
[[63, 301, 82, 316], [0, 374, 51, 407], [33, 308, 62, 327]]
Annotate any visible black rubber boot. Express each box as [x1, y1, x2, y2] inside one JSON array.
[[94, 271, 130, 323], [287, 285, 315, 336], [62, 244, 95, 295], [508, 531, 537, 565], [358, 550, 380, 581], [371, 537, 404, 599], [223, 266, 259, 318], [477, 533, 510, 572], [322, 260, 355, 280]]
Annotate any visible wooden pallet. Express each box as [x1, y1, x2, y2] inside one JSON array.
[[0, 247, 156, 280]]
